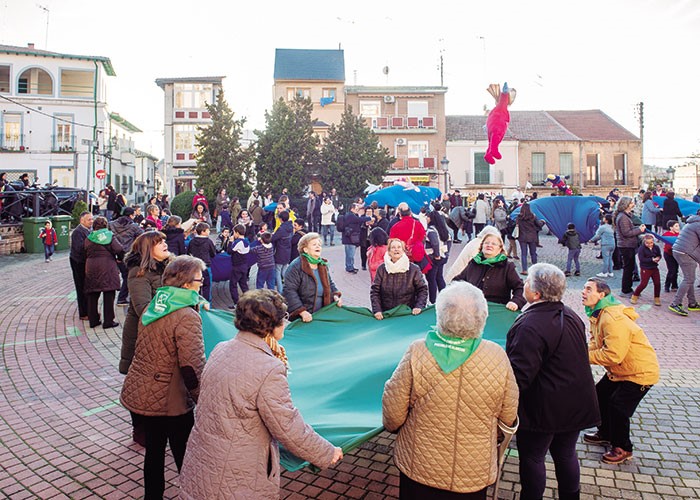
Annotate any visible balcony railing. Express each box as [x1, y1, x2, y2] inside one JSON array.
[[1, 135, 26, 152], [52, 135, 76, 152], [391, 156, 438, 170], [367, 115, 436, 131]]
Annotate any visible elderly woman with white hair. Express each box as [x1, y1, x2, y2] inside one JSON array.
[[506, 263, 599, 500], [383, 281, 519, 499], [444, 225, 502, 283]]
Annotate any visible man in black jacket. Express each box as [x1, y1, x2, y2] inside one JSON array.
[[70, 211, 94, 320], [342, 204, 362, 273], [506, 263, 599, 500]]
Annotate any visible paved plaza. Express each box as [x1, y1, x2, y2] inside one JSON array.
[[1, 233, 699, 499]]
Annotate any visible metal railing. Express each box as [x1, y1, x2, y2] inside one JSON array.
[[391, 156, 438, 170], [367, 115, 437, 130], [1, 135, 26, 151], [0, 186, 87, 223], [52, 135, 76, 152]]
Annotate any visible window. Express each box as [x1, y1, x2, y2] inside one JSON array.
[[614, 154, 626, 185], [286, 87, 310, 101], [129, 176, 134, 195], [407, 101, 429, 118], [474, 153, 490, 184], [407, 141, 428, 158], [174, 125, 197, 150], [0, 65, 9, 93], [559, 152, 573, 178], [586, 154, 599, 185], [115, 175, 121, 194], [2, 113, 22, 150], [50, 167, 75, 186], [322, 88, 336, 100], [54, 114, 74, 151], [359, 100, 381, 118], [17, 67, 53, 95], [174, 83, 213, 108], [531, 153, 546, 184], [60, 69, 94, 97]]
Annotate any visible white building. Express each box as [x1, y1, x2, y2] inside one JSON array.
[[0, 43, 115, 191], [155, 76, 224, 195]]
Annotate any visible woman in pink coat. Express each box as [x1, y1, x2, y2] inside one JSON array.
[[179, 289, 342, 499]]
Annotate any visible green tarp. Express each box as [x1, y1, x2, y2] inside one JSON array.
[[200, 302, 519, 471]]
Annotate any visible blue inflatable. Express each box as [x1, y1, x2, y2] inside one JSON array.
[[510, 196, 602, 242], [365, 185, 442, 213], [653, 196, 700, 217]]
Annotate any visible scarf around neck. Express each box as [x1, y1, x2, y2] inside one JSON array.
[[425, 328, 482, 374], [585, 294, 622, 317], [472, 252, 507, 266], [264, 335, 289, 368], [302, 252, 327, 266], [141, 286, 202, 326], [384, 252, 410, 274]]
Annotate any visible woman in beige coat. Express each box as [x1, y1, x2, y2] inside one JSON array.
[[383, 281, 519, 499], [179, 289, 342, 499]]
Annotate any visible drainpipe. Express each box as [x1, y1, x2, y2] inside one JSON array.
[[578, 141, 584, 192], [92, 61, 98, 192]]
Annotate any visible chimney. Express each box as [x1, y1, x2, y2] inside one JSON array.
[[28, 43, 35, 49]]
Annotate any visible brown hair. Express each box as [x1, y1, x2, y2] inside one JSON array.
[[92, 216, 109, 231], [166, 215, 182, 228], [387, 238, 406, 252], [162, 255, 206, 288], [234, 289, 288, 337], [127, 231, 171, 277]]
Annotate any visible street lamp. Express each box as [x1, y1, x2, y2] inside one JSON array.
[[440, 156, 450, 193], [666, 166, 676, 189]]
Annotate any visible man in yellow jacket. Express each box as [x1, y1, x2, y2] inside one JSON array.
[[581, 277, 660, 465]]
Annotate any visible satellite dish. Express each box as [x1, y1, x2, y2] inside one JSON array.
[[382, 66, 389, 75]]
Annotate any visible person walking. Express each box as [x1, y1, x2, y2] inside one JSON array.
[[561, 223, 582, 277], [507, 263, 599, 500], [614, 197, 646, 297], [341, 204, 362, 274], [662, 220, 680, 293], [70, 211, 93, 320], [631, 234, 662, 306], [590, 214, 615, 278], [668, 210, 700, 316], [271, 210, 293, 291], [516, 202, 544, 275], [472, 193, 490, 235], [39, 220, 58, 263]]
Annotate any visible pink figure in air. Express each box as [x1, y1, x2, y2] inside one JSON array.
[[484, 82, 516, 165]]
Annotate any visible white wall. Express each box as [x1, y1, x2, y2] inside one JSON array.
[[446, 140, 519, 190]]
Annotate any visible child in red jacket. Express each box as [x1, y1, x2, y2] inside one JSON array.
[[39, 220, 58, 262]]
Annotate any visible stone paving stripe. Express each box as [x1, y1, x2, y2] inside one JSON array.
[[0, 327, 81, 348], [81, 400, 121, 417], [12, 294, 75, 300]]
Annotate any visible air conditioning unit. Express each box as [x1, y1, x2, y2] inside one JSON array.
[[383, 95, 395, 104], [395, 138, 407, 146]]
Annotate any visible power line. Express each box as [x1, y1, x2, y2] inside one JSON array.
[[0, 93, 100, 129]]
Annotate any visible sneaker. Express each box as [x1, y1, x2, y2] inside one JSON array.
[[453, 239, 462, 244], [688, 303, 700, 311], [602, 447, 633, 464], [668, 304, 688, 316], [575, 271, 581, 276], [607, 273, 614, 278], [664, 288, 670, 293], [565, 271, 571, 277], [596, 272, 608, 278], [596, 254, 603, 259], [45, 258, 50, 263], [583, 432, 610, 446], [630, 295, 639, 304]]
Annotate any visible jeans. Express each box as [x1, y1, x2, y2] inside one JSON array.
[[633, 268, 660, 298], [70, 258, 88, 317], [321, 224, 335, 245], [672, 251, 698, 306], [426, 257, 447, 304], [117, 261, 129, 303], [44, 243, 55, 260], [519, 240, 538, 272], [517, 429, 582, 500], [142, 411, 194, 500], [619, 247, 637, 294], [664, 251, 678, 290], [275, 263, 288, 293], [344, 244, 356, 271], [595, 375, 651, 452], [216, 215, 222, 233], [566, 248, 581, 273], [601, 245, 614, 274], [256, 267, 276, 289]]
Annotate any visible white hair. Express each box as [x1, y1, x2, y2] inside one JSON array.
[[436, 281, 488, 339], [526, 263, 566, 302]]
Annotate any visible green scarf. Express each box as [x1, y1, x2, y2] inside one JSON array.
[[425, 328, 482, 374], [584, 294, 622, 317], [302, 252, 327, 266], [87, 228, 113, 245], [472, 252, 507, 266], [141, 286, 202, 326]]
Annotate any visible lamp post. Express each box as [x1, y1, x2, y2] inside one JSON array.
[[440, 156, 450, 194], [666, 166, 676, 190]]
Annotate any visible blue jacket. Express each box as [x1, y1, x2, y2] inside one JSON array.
[[271, 221, 293, 264], [590, 224, 615, 247], [641, 199, 660, 226], [637, 243, 661, 270]]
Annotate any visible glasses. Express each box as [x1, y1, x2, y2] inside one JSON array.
[[280, 312, 291, 326], [192, 276, 205, 283]]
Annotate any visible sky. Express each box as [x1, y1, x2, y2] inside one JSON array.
[[2, 0, 699, 167]]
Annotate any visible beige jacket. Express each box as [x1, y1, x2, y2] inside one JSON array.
[[120, 306, 205, 416], [383, 339, 518, 493]]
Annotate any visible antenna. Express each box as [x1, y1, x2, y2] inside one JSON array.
[[438, 38, 445, 86], [382, 65, 389, 84], [36, 4, 50, 49]]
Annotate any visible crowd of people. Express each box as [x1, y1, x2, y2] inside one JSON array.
[[61, 181, 700, 499]]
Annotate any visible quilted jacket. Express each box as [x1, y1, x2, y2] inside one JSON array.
[[383, 339, 518, 493], [615, 212, 644, 249], [120, 306, 205, 416], [179, 331, 336, 499]]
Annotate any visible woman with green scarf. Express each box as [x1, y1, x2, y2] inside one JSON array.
[[452, 232, 525, 311], [283, 232, 342, 322], [383, 281, 519, 498]]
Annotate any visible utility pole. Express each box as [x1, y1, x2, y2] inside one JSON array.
[[635, 101, 644, 187], [37, 4, 50, 49]]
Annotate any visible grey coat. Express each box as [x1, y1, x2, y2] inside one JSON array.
[[615, 212, 644, 249], [672, 215, 700, 263], [282, 256, 340, 320]]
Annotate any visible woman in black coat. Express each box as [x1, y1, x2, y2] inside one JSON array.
[[516, 201, 545, 275], [84, 216, 124, 328], [662, 191, 683, 228], [370, 238, 428, 319], [452, 232, 525, 311], [506, 263, 600, 500]]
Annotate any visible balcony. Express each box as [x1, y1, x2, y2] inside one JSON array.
[[391, 155, 438, 171], [366, 115, 437, 134], [1, 135, 26, 152], [52, 135, 76, 152]]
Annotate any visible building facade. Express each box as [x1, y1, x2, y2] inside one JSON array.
[[155, 76, 224, 195]]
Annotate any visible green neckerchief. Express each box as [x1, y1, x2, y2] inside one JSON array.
[[87, 228, 113, 245], [584, 294, 623, 317], [472, 252, 507, 266], [302, 252, 327, 266], [141, 286, 202, 326], [425, 327, 482, 374]]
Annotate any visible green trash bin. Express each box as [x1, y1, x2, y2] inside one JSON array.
[[50, 215, 72, 251], [22, 217, 50, 254]]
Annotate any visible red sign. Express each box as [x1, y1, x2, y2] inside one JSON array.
[[95, 169, 107, 180]]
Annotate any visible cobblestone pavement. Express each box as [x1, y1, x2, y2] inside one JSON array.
[[1, 233, 699, 499]]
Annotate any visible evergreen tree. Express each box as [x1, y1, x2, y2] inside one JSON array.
[[321, 106, 395, 197], [255, 97, 320, 197], [194, 90, 254, 203]]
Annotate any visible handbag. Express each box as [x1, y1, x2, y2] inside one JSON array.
[[405, 222, 426, 262], [511, 224, 520, 239]]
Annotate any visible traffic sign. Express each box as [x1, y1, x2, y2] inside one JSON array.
[[95, 169, 107, 180]]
